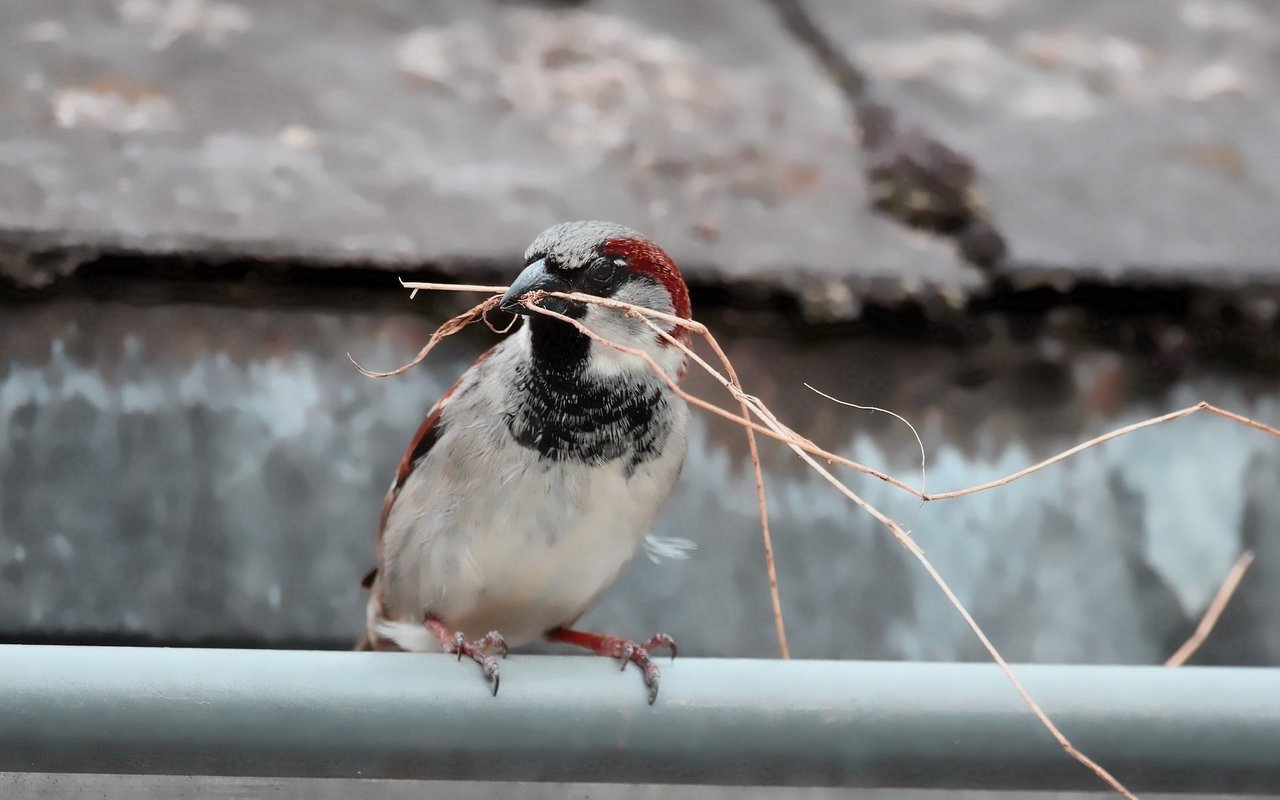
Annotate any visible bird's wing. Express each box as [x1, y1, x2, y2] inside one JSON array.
[[364, 344, 500, 588]]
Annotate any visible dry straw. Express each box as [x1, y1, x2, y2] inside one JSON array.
[[351, 281, 1278, 799]]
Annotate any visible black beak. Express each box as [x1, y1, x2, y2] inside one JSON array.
[[500, 258, 571, 315]]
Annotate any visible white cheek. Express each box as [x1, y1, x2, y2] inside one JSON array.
[[613, 279, 674, 318], [582, 279, 684, 379]]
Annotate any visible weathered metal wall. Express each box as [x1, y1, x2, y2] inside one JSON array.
[[2, 297, 1277, 666]]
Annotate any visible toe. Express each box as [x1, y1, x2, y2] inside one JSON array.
[[643, 667, 661, 705], [643, 633, 677, 660], [618, 642, 636, 669], [481, 656, 501, 696]]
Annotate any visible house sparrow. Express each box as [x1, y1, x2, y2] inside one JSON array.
[[360, 221, 692, 703]]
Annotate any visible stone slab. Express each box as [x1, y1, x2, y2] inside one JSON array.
[[0, 0, 972, 310], [804, 0, 1280, 284]]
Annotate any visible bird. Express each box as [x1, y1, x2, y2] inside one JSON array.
[[359, 220, 692, 704]]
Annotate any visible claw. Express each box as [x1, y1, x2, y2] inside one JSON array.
[[629, 647, 665, 704], [428, 616, 507, 697], [642, 665, 660, 706], [545, 628, 677, 705], [642, 633, 677, 661], [483, 630, 510, 659], [484, 656, 501, 697]]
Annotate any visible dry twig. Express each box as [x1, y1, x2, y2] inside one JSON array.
[[928, 406, 1280, 499], [347, 295, 502, 378], [1165, 550, 1256, 668], [732, 366, 788, 657], [804, 382, 928, 498]]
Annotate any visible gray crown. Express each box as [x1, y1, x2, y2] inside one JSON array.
[[524, 220, 646, 271]]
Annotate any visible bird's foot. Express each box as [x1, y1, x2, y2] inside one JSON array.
[[545, 628, 676, 705], [426, 616, 508, 696]]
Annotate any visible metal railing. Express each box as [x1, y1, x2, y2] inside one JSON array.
[[1, 645, 1277, 792]]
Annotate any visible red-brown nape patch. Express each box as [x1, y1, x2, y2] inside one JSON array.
[[602, 237, 692, 345]]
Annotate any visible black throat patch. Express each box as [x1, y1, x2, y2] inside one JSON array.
[[506, 319, 671, 475]]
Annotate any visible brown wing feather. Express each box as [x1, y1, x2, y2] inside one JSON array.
[[362, 345, 499, 589]]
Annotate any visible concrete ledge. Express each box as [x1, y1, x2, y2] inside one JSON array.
[[0, 646, 1277, 792]]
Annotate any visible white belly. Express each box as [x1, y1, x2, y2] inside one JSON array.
[[377, 411, 687, 646], [450, 464, 659, 641]]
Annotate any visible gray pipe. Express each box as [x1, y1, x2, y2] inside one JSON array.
[[0, 645, 1277, 792]]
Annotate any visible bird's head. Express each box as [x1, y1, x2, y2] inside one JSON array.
[[501, 221, 691, 377]]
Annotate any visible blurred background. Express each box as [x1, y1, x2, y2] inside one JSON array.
[[2, 0, 1279, 680]]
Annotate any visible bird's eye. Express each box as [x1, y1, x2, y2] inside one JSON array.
[[587, 260, 619, 286]]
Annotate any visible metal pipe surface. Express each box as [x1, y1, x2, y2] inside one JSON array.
[[0, 645, 1277, 792]]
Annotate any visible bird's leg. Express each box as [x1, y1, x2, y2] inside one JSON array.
[[425, 615, 508, 696], [545, 627, 677, 704]]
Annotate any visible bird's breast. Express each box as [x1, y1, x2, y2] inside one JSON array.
[[504, 360, 673, 477]]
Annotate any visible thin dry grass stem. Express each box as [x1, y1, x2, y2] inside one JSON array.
[[720, 356, 789, 657], [738, 400, 789, 658], [400, 279, 509, 299], [1165, 550, 1256, 668], [1208, 404, 1280, 437], [347, 296, 503, 378], [804, 383, 927, 497], [741, 415, 788, 658], [483, 305, 519, 335], [927, 404, 1280, 500]]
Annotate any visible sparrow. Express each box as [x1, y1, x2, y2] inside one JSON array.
[[359, 220, 692, 703]]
